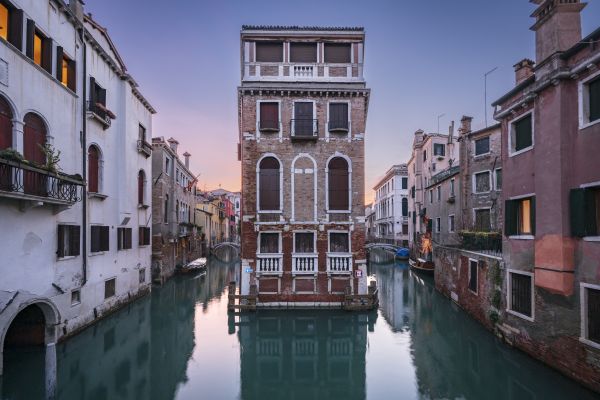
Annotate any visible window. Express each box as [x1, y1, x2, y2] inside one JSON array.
[[474, 209, 491, 232], [402, 224, 408, 235], [423, 150, 427, 161], [436, 217, 441, 233], [117, 228, 132, 250], [27, 23, 52, 73], [71, 290, 80, 306], [450, 178, 455, 197], [139, 268, 146, 284], [293, 102, 315, 137], [582, 285, 600, 346], [259, 232, 280, 253], [165, 157, 171, 175], [473, 171, 491, 193], [328, 157, 349, 211], [294, 232, 315, 253], [329, 103, 349, 132], [89, 77, 108, 119], [56, 48, 76, 91], [258, 157, 280, 211], [436, 186, 441, 201], [1, 3, 22, 50], [0, 3, 8, 42], [138, 170, 146, 205], [402, 198, 408, 217], [448, 215, 455, 233], [570, 186, 600, 237], [163, 195, 169, 223], [505, 197, 535, 236], [329, 232, 349, 253], [290, 42, 317, 63], [57, 225, 80, 258], [0, 95, 13, 151], [468, 259, 478, 294], [91, 225, 109, 252], [433, 143, 445, 157], [508, 271, 533, 319], [87, 145, 100, 193], [138, 124, 146, 141], [255, 42, 282, 62], [139, 227, 150, 246], [104, 278, 116, 299], [510, 113, 533, 154], [495, 169, 502, 191], [429, 190, 433, 204], [582, 75, 600, 125], [324, 43, 351, 63], [431, 163, 436, 172], [259, 102, 279, 131], [474, 136, 490, 156]]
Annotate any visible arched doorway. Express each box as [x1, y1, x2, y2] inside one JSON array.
[[4, 304, 46, 347]]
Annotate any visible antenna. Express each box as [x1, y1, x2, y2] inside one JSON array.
[[437, 113, 445, 134], [484, 67, 498, 127]]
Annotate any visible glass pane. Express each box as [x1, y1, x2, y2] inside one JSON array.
[[475, 137, 490, 155], [519, 199, 531, 234], [33, 34, 42, 66], [329, 233, 349, 253], [295, 233, 314, 253], [260, 233, 279, 253], [514, 115, 532, 151]]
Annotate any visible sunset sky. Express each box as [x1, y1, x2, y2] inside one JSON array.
[[86, 0, 599, 203]]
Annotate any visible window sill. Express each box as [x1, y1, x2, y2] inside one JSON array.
[[89, 192, 108, 200], [327, 210, 351, 214], [468, 289, 478, 296], [89, 251, 106, 257], [509, 146, 534, 158], [139, 244, 150, 248], [70, 301, 81, 307], [257, 210, 282, 214], [258, 127, 280, 133], [507, 309, 534, 322], [474, 152, 491, 158], [509, 235, 534, 240], [579, 337, 600, 350], [583, 236, 600, 242], [579, 118, 600, 131], [138, 204, 149, 209], [57, 255, 78, 261]]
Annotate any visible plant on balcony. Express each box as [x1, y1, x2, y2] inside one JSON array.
[[458, 230, 502, 252], [37, 143, 62, 173], [0, 148, 24, 162]]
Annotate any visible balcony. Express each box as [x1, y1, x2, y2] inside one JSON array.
[[243, 62, 364, 83], [87, 101, 113, 129], [326, 253, 352, 274], [290, 119, 318, 140], [328, 120, 350, 133], [0, 158, 83, 206], [292, 253, 318, 275], [256, 253, 283, 275], [137, 139, 152, 158]]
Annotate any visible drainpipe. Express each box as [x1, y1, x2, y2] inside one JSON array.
[[80, 28, 88, 285]]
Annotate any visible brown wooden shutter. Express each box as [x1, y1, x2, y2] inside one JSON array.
[[100, 226, 109, 251], [294, 102, 313, 136], [324, 43, 351, 63], [329, 103, 348, 131], [328, 157, 349, 210], [290, 43, 317, 63], [25, 19, 34, 59], [8, 8, 23, 51], [88, 146, 99, 193], [67, 59, 76, 92], [117, 228, 123, 250], [259, 157, 280, 211], [41, 37, 52, 73], [55, 46, 63, 82], [138, 171, 144, 205], [505, 200, 517, 236], [255, 42, 283, 62], [259, 102, 278, 130], [126, 228, 132, 249], [71, 225, 80, 256], [91, 226, 99, 253], [57, 225, 65, 258], [89, 77, 96, 104]]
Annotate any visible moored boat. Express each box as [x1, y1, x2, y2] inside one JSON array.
[[395, 248, 410, 260], [409, 258, 434, 274], [180, 257, 207, 274]]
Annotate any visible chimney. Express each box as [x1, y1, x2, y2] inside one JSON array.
[[514, 59, 535, 84], [459, 116, 473, 135], [183, 152, 191, 169], [69, 0, 84, 22], [167, 137, 179, 154], [530, 0, 587, 64]]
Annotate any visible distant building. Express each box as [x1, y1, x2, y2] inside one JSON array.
[[425, 165, 461, 247], [209, 188, 240, 243], [372, 164, 409, 246], [365, 204, 376, 241], [151, 137, 201, 283]]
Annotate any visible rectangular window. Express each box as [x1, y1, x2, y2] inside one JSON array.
[[511, 114, 533, 153], [509, 272, 533, 318], [469, 260, 478, 293], [104, 278, 116, 300], [436, 186, 441, 201], [324, 43, 351, 63], [259, 102, 279, 131], [450, 179, 455, 196], [33, 31, 42, 66], [91, 225, 109, 253], [433, 143, 445, 156], [289, 42, 317, 63], [255, 42, 282, 62], [71, 289, 81, 306], [588, 76, 600, 124], [506, 196, 535, 236], [402, 177, 408, 190], [448, 215, 455, 233], [294, 232, 315, 253], [495, 169, 502, 191], [139, 268, 146, 284], [259, 232, 280, 253], [402, 224, 408, 235], [293, 102, 314, 137], [570, 186, 600, 237], [584, 286, 600, 345], [117, 227, 132, 250], [475, 136, 490, 156], [139, 124, 146, 141], [436, 217, 441, 233], [139, 227, 150, 246], [328, 102, 349, 132], [475, 209, 491, 232], [329, 232, 349, 253], [423, 150, 427, 161], [89, 77, 108, 119], [165, 157, 170, 175], [56, 47, 76, 92], [57, 224, 80, 258], [474, 171, 491, 193]]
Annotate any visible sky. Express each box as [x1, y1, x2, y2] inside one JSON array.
[[86, 0, 599, 202]]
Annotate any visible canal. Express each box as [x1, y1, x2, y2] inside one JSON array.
[[1, 250, 598, 399]]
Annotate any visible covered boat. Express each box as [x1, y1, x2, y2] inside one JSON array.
[[395, 248, 410, 260], [180, 257, 207, 274]]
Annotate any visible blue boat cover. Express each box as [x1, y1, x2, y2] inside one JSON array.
[[396, 248, 410, 258]]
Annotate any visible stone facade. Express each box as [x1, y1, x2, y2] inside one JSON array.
[[238, 26, 370, 305]]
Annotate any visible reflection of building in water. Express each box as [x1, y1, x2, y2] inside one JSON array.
[[374, 262, 412, 332], [237, 311, 375, 400]]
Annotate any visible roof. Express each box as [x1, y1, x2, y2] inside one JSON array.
[[242, 25, 364, 32], [373, 164, 408, 190], [427, 165, 460, 188]]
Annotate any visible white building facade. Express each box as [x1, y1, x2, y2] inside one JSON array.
[[0, 0, 155, 378], [372, 164, 409, 246]]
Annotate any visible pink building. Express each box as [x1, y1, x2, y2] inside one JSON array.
[[492, 0, 600, 391]]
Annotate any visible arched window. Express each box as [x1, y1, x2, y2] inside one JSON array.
[[259, 156, 280, 211], [138, 170, 146, 205], [328, 157, 349, 210], [87, 145, 100, 193], [402, 198, 408, 217], [23, 113, 46, 164], [0, 96, 13, 150]]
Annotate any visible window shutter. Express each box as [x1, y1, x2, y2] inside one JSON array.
[[67, 59, 76, 92], [8, 9, 23, 51], [126, 229, 132, 249], [589, 78, 600, 123], [101, 226, 109, 251], [89, 77, 96, 103], [515, 115, 532, 151], [56, 46, 63, 82], [98, 87, 106, 106], [530, 197, 536, 236], [117, 228, 123, 250], [584, 189, 598, 236], [570, 189, 586, 237], [71, 225, 80, 256], [290, 43, 317, 63], [41, 37, 52, 74], [139, 227, 143, 246], [324, 43, 351, 63], [57, 225, 65, 258], [505, 200, 517, 236], [25, 19, 34, 59], [255, 42, 283, 62]]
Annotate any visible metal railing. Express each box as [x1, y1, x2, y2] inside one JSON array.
[[292, 253, 318, 274], [0, 158, 83, 204], [328, 120, 350, 132], [290, 119, 318, 138], [456, 231, 502, 256], [137, 139, 152, 157], [257, 253, 283, 275], [326, 253, 352, 274]]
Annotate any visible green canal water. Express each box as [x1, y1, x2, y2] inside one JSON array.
[[1, 251, 598, 399]]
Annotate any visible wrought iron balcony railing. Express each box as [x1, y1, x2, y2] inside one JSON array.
[[0, 158, 84, 205], [290, 119, 318, 139]]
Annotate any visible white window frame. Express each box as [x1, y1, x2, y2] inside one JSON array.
[[104, 277, 117, 300], [472, 170, 492, 194], [450, 178, 455, 197], [508, 193, 536, 240], [468, 258, 478, 295], [448, 214, 455, 233], [506, 269, 535, 322], [579, 181, 600, 241], [70, 289, 81, 306], [326, 99, 352, 142], [494, 168, 502, 191], [291, 100, 317, 138], [256, 99, 282, 141], [435, 217, 441, 233], [473, 207, 492, 231], [257, 231, 282, 254], [436, 185, 441, 201], [292, 230, 317, 254], [327, 230, 351, 254], [578, 69, 600, 130], [473, 135, 491, 157], [256, 153, 283, 214], [325, 152, 352, 214], [580, 282, 600, 350], [508, 110, 534, 157]]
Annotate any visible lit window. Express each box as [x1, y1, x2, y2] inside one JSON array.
[[0, 3, 8, 41], [33, 32, 42, 66], [505, 197, 535, 236]]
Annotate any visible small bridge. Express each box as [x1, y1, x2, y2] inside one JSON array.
[[365, 242, 400, 252], [211, 242, 240, 252], [211, 242, 241, 262]]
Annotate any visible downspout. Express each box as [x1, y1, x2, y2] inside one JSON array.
[[80, 28, 88, 285]]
